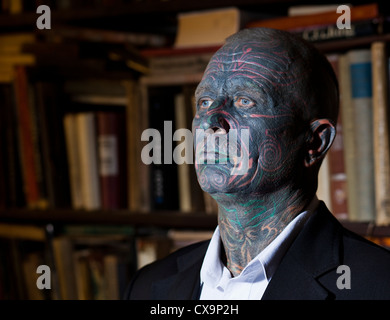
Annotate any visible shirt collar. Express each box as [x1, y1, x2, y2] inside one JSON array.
[[200, 196, 319, 287]]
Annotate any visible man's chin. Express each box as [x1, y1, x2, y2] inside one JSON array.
[[195, 164, 231, 193], [195, 163, 258, 193]]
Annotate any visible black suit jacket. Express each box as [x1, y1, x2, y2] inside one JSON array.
[[124, 202, 390, 300]]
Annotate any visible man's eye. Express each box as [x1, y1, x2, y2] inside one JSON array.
[[199, 98, 214, 109], [235, 97, 255, 108]]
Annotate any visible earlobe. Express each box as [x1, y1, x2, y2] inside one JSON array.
[[304, 119, 336, 167]]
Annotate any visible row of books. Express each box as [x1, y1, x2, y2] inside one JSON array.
[[0, 225, 136, 300], [173, 3, 384, 49], [63, 110, 127, 210], [58, 82, 218, 213], [0, 30, 219, 214], [318, 42, 390, 225], [0, 224, 213, 300]]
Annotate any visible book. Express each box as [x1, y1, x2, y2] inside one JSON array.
[[34, 80, 71, 209], [58, 233, 136, 300], [124, 80, 145, 212], [174, 7, 270, 48], [21, 252, 46, 300], [326, 54, 348, 220], [246, 3, 379, 31], [342, 49, 376, 222], [96, 111, 127, 210], [0, 33, 35, 45], [63, 113, 83, 209], [287, 4, 346, 16], [291, 19, 382, 43], [43, 26, 171, 48], [317, 154, 332, 211], [103, 254, 122, 300], [65, 78, 131, 211], [147, 87, 179, 211], [0, 33, 36, 83], [52, 236, 78, 300], [0, 223, 46, 241], [73, 249, 93, 300], [146, 51, 214, 75], [136, 235, 172, 269], [339, 54, 357, 223], [76, 112, 101, 210], [371, 41, 390, 226], [13, 65, 48, 209], [174, 93, 192, 213], [104, 252, 131, 300]]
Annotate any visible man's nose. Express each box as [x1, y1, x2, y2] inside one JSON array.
[[200, 114, 230, 134], [199, 99, 231, 133]]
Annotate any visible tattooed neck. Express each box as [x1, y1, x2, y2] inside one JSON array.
[[212, 187, 313, 277]]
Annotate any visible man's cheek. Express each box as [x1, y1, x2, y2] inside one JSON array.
[[257, 136, 283, 173]]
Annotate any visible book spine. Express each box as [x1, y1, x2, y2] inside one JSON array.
[[291, 19, 381, 43], [348, 49, 376, 222], [76, 112, 101, 210], [326, 54, 349, 220], [96, 111, 122, 210], [148, 89, 179, 211], [125, 80, 150, 212], [371, 42, 390, 226], [63, 113, 83, 209], [317, 154, 332, 210], [339, 55, 358, 222], [246, 3, 379, 30], [52, 236, 78, 300], [174, 93, 192, 213], [13, 66, 41, 208], [26, 81, 49, 209]]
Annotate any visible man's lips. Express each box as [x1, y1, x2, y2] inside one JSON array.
[[196, 151, 230, 164]]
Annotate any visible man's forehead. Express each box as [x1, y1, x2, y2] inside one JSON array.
[[196, 72, 262, 93], [198, 43, 296, 94], [206, 43, 292, 73]]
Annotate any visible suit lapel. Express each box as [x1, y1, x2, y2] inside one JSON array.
[[150, 202, 342, 300], [152, 241, 209, 300], [262, 202, 342, 300]]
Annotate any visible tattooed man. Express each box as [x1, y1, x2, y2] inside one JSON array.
[[125, 28, 390, 300]]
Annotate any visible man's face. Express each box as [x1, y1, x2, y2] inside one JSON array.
[[192, 40, 308, 195]]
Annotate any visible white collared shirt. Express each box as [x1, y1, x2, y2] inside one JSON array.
[[199, 197, 319, 300]]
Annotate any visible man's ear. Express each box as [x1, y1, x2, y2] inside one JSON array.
[[304, 119, 336, 167]]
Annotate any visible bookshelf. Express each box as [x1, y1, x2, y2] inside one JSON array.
[[1, 0, 390, 300], [0, 209, 217, 230], [1, 208, 390, 237]]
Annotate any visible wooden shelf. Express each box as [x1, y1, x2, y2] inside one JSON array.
[[0, 209, 218, 230], [0, 209, 389, 237], [315, 33, 390, 53]]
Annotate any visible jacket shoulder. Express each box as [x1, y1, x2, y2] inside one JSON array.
[[123, 240, 209, 299], [343, 227, 390, 274], [324, 221, 390, 299]]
